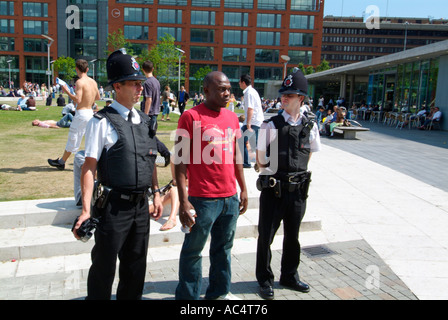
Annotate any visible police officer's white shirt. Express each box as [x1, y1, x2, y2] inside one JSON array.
[[242, 85, 264, 127], [257, 110, 321, 153], [84, 101, 141, 161]]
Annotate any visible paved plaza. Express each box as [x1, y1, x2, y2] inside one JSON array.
[[1, 118, 447, 302]]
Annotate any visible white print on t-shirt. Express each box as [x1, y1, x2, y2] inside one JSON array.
[[173, 121, 279, 173]]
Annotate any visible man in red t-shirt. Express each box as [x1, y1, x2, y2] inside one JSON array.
[[174, 71, 248, 300]]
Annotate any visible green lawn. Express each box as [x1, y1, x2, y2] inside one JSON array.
[[0, 96, 177, 201]]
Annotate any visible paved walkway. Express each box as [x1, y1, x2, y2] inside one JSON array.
[[1, 119, 447, 300]]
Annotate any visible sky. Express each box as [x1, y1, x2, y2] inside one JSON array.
[[323, 0, 448, 20]]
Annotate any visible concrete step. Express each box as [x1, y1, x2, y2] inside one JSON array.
[[0, 206, 321, 262]]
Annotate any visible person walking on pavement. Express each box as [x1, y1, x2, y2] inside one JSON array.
[[140, 60, 160, 121], [72, 49, 163, 300], [255, 68, 321, 300], [177, 85, 190, 115], [48, 59, 100, 170], [239, 74, 264, 168], [174, 71, 248, 300]]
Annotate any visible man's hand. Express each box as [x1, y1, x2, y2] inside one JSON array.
[[239, 190, 248, 215], [72, 212, 91, 240], [178, 200, 196, 229], [151, 193, 163, 220]]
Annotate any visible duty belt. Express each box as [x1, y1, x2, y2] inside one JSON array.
[[256, 171, 312, 199], [111, 189, 149, 204]]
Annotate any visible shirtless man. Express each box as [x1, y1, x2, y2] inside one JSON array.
[[48, 59, 100, 170]]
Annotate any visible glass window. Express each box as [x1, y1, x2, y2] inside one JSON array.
[[23, 2, 48, 17], [0, 19, 14, 33], [24, 38, 46, 52], [255, 66, 282, 81], [191, 11, 215, 25], [74, 26, 97, 40], [289, 33, 313, 47], [82, 9, 97, 23], [127, 43, 148, 56], [223, 30, 247, 44], [258, 0, 285, 10], [158, 0, 186, 5], [190, 28, 215, 43], [256, 32, 280, 46], [290, 15, 314, 29], [124, 25, 148, 40], [288, 50, 312, 64], [23, 21, 47, 35], [257, 14, 281, 28], [222, 65, 250, 81], [116, 0, 153, 3], [190, 46, 214, 61], [255, 49, 279, 63], [224, 12, 248, 27], [157, 27, 182, 41], [224, 0, 253, 9], [124, 7, 149, 22], [291, 0, 316, 11], [0, 1, 14, 16], [191, 0, 220, 7], [74, 43, 97, 57], [0, 36, 14, 51], [158, 9, 182, 24], [223, 48, 246, 62]]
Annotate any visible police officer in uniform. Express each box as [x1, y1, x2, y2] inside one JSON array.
[[72, 49, 163, 300], [255, 68, 321, 300]]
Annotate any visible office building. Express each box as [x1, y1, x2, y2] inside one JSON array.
[[307, 39, 448, 130], [0, 0, 325, 98], [322, 16, 448, 68]]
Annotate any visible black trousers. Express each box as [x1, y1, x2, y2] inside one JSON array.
[[256, 187, 307, 287], [178, 101, 186, 115], [86, 196, 150, 300]]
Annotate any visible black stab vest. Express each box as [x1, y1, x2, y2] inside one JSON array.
[[95, 107, 157, 191], [268, 114, 313, 173]]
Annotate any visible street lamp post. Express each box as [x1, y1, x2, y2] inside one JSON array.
[[6, 59, 12, 89], [404, 21, 409, 51], [175, 47, 185, 93], [50, 60, 55, 98], [281, 55, 290, 79], [41, 34, 54, 92], [90, 59, 97, 81]]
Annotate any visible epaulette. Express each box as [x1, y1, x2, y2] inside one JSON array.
[[93, 107, 109, 120]]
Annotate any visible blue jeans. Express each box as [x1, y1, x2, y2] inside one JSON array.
[[162, 101, 170, 116], [241, 125, 260, 167], [175, 194, 240, 300]]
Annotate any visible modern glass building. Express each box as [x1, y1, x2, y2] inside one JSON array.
[[107, 0, 325, 97], [322, 16, 448, 68], [306, 39, 448, 130], [0, 1, 57, 88], [0, 0, 325, 99]]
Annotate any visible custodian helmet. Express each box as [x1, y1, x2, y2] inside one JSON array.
[[278, 68, 308, 96], [106, 48, 146, 88]]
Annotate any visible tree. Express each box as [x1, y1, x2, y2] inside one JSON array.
[[53, 56, 76, 81], [193, 66, 212, 93], [105, 28, 134, 56], [146, 34, 184, 89], [316, 59, 331, 73]]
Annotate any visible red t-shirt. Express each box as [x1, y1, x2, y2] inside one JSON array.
[[176, 103, 241, 198]]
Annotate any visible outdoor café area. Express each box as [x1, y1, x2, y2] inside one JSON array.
[[307, 39, 448, 132]]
